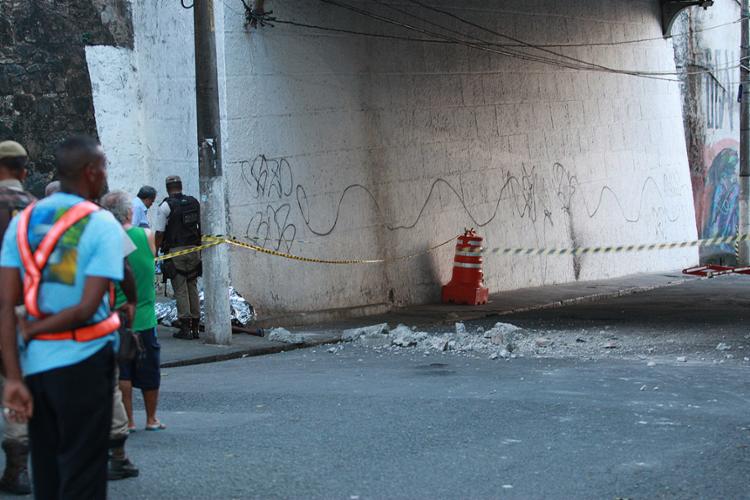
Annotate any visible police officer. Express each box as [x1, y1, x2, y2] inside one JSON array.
[[0, 141, 33, 494], [154, 175, 202, 340]]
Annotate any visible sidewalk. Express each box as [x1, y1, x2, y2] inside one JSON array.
[[159, 270, 697, 367]]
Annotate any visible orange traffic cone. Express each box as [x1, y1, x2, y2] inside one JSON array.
[[441, 229, 489, 305]]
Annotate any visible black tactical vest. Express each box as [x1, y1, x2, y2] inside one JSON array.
[[161, 194, 201, 250]]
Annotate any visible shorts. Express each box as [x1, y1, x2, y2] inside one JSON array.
[[119, 327, 161, 390]]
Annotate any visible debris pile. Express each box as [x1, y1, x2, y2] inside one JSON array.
[[341, 322, 531, 359], [335, 321, 735, 362], [267, 328, 305, 344], [156, 286, 256, 327]]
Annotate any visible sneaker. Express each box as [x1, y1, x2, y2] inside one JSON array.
[[108, 458, 140, 481]]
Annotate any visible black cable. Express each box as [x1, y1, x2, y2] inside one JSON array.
[[181, 0, 193, 8], [401, 0, 684, 77], [316, 0, 595, 71], [272, 18, 452, 43], [230, 0, 737, 80], [324, 0, 739, 80], [317, 0, 681, 80]]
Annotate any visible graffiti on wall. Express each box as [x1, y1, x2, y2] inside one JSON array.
[[234, 155, 679, 268], [238, 155, 297, 252], [686, 45, 740, 262], [703, 49, 737, 131], [694, 140, 739, 256]]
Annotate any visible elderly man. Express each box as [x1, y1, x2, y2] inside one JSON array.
[[0, 136, 125, 498], [44, 180, 60, 197], [132, 186, 156, 229], [101, 191, 164, 432]]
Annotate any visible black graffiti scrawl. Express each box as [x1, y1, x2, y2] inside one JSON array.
[[235, 155, 680, 265]]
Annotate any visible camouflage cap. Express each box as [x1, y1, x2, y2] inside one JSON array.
[[165, 175, 182, 185], [0, 141, 28, 160]]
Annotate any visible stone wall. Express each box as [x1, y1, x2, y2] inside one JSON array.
[[0, 0, 132, 195]]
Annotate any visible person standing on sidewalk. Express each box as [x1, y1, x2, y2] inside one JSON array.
[[0, 136, 124, 499], [101, 191, 165, 432], [154, 175, 202, 340], [0, 141, 34, 495], [132, 186, 156, 229]]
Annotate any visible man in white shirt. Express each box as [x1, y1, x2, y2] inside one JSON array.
[[132, 186, 156, 229]]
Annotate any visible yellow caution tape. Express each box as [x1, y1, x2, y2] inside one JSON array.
[[155, 235, 456, 265], [155, 233, 747, 265], [220, 235, 457, 265], [154, 239, 224, 262], [488, 234, 750, 256]]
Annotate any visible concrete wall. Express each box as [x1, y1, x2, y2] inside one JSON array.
[[85, 0, 700, 322], [674, 3, 741, 263], [87, 0, 198, 205], [221, 0, 697, 321]]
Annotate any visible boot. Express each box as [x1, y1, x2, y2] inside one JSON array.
[[190, 318, 200, 340], [172, 321, 192, 340], [108, 447, 139, 481], [0, 441, 31, 495]]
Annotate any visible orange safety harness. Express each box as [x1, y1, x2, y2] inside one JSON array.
[[16, 201, 120, 342]]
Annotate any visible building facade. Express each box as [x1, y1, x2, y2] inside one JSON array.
[[4, 0, 715, 322]]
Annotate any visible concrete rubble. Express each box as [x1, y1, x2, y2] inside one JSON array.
[[338, 322, 526, 359], [332, 321, 744, 363], [267, 328, 306, 344]]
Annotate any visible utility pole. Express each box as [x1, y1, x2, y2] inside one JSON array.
[[194, 0, 232, 345], [741, 0, 750, 264]]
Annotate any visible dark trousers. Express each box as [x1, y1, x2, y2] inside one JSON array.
[[26, 345, 115, 500]]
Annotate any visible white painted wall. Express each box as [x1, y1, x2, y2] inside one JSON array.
[[221, 0, 697, 320], [88, 0, 198, 209], [89, 0, 700, 322], [86, 45, 146, 190]]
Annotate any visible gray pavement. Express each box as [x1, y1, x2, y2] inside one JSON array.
[[108, 348, 750, 499], [4, 273, 750, 499]]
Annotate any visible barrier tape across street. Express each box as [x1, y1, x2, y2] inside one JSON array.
[[489, 233, 750, 256], [156, 235, 457, 264], [155, 233, 750, 264]]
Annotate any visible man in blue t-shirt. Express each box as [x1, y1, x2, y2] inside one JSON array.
[[0, 136, 124, 499]]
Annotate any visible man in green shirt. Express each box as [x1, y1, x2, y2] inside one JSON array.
[[101, 191, 165, 431]]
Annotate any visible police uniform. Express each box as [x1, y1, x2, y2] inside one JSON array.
[[0, 141, 33, 495], [154, 176, 202, 338]]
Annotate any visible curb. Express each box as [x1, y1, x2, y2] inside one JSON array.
[[160, 335, 336, 368]]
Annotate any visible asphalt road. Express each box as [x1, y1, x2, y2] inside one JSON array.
[[4, 277, 750, 499], [100, 345, 750, 499]]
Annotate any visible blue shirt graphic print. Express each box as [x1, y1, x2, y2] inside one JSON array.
[[0, 192, 124, 376]]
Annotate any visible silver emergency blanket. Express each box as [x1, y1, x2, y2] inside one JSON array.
[[155, 286, 256, 327]]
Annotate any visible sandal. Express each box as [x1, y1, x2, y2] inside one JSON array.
[[127, 425, 137, 433], [145, 421, 166, 431]]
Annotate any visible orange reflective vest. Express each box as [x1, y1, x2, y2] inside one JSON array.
[[16, 201, 120, 342]]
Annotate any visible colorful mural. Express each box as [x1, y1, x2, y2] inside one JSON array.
[[693, 140, 739, 259]]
